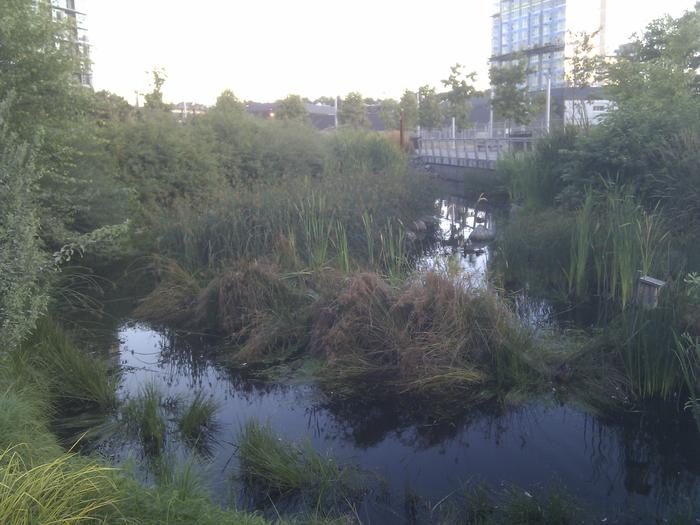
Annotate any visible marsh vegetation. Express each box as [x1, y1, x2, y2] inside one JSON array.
[[1, 1, 700, 523]]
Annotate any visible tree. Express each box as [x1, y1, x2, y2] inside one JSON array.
[[0, 102, 48, 349], [418, 86, 443, 130], [441, 63, 480, 129], [276, 94, 309, 122], [144, 69, 171, 111], [399, 90, 418, 131], [314, 96, 337, 106], [215, 90, 244, 112], [489, 58, 532, 127], [566, 31, 605, 126], [0, 0, 84, 141], [379, 99, 400, 130], [339, 92, 369, 128]]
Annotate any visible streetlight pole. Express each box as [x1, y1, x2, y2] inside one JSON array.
[[545, 76, 551, 134]]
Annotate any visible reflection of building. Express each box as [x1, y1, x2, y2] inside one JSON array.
[[491, 0, 608, 92], [50, 0, 92, 87]]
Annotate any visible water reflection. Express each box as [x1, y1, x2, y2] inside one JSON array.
[[95, 324, 700, 523], [418, 198, 495, 288]]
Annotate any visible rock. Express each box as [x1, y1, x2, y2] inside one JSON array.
[[412, 219, 427, 233], [470, 224, 495, 242]]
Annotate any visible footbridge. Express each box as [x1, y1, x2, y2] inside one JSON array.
[[417, 128, 541, 170], [417, 135, 536, 171]]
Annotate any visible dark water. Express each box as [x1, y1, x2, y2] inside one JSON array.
[[79, 189, 700, 523], [108, 323, 700, 523]]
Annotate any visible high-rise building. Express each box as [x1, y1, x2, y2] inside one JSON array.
[[491, 0, 607, 92], [50, 0, 92, 87]]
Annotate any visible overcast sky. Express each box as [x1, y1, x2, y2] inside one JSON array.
[[83, 0, 697, 105]]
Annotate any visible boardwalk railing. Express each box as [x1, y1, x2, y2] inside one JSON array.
[[417, 137, 536, 170]]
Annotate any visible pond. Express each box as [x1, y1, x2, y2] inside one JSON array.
[[100, 322, 700, 524], [73, 186, 700, 523]]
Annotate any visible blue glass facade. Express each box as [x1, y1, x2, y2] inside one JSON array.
[[491, 0, 567, 91]]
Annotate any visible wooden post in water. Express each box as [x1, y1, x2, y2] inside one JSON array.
[[637, 276, 665, 309]]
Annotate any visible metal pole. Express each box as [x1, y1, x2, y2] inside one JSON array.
[[545, 77, 551, 134], [416, 90, 421, 139], [334, 96, 338, 128], [489, 90, 494, 138]]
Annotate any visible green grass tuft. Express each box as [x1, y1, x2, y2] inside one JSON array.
[[237, 420, 364, 509], [177, 391, 220, 444], [124, 382, 167, 456]]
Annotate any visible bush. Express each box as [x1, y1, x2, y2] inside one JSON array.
[[0, 107, 48, 350]]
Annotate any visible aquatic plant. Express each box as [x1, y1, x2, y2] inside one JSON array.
[[497, 486, 579, 525], [569, 187, 670, 309], [177, 391, 220, 443], [296, 194, 335, 271], [237, 420, 363, 508], [124, 382, 167, 456], [379, 219, 409, 281]]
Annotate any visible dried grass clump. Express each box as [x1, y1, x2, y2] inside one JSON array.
[[134, 259, 201, 326], [310, 273, 395, 364], [311, 272, 533, 395], [216, 262, 295, 335], [213, 262, 313, 360]]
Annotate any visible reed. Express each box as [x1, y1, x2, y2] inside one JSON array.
[[361, 211, 375, 267], [379, 219, 409, 281], [296, 194, 335, 271], [569, 188, 669, 309]]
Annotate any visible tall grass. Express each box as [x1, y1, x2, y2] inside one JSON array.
[[0, 445, 117, 525], [296, 194, 335, 271], [499, 127, 579, 210], [379, 219, 409, 281], [21, 318, 119, 412], [237, 420, 362, 507], [569, 188, 669, 309]]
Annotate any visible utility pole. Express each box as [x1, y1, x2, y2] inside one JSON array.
[[399, 109, 405, 149]]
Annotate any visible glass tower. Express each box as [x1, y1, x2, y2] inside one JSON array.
[[50, 0, 92, 87], [491, 0, 568, 92]]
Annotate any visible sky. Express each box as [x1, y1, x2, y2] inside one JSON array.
[[83, 0, 697, 106]]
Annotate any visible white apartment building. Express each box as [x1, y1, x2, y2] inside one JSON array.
[[491, 0, 608, 92]]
